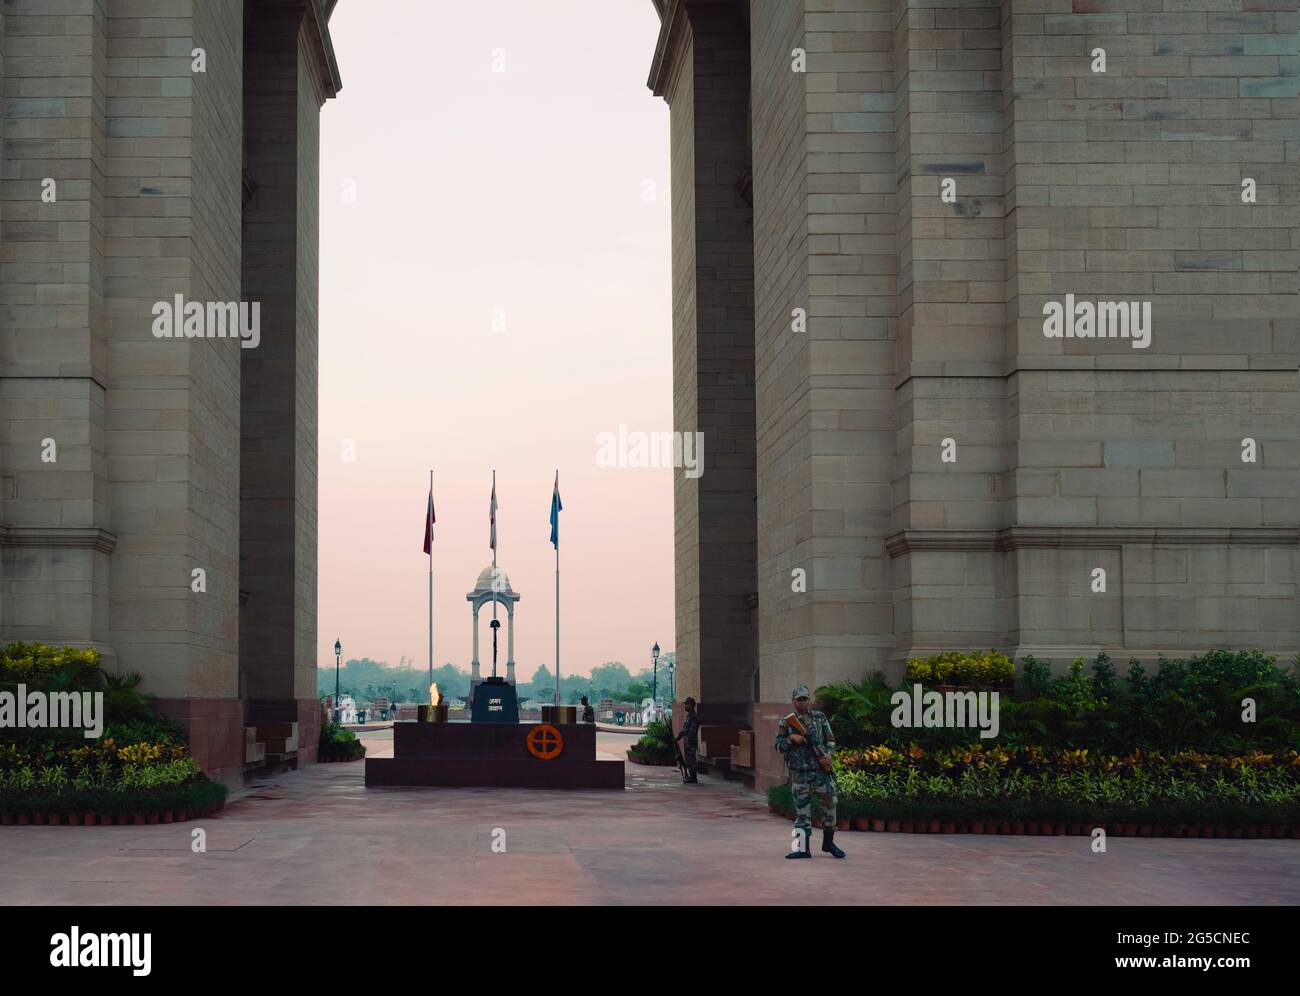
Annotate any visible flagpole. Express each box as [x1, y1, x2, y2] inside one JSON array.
[[428, 469, 433, 698], [491, 469, 497, 679], [555, 470, 560, 708]]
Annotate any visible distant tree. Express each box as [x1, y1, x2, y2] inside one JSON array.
[[625, 680, 651, 702], [590, 662, 633, 698]]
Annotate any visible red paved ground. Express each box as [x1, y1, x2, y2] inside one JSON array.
[[2, 729, 1297, 905]]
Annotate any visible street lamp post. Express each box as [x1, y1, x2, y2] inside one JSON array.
[[651, 641, 660, 713], [333, 638, 342, 724], [668, 655, 675, 704]]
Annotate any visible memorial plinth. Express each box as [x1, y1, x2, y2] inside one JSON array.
[[365, 721, 624, 789]]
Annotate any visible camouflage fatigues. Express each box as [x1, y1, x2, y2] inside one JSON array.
[[677, 711, 699, 779], [775, 708, 837, 835]]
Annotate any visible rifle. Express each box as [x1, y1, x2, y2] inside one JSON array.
[[670, 733, 688, 778], [784, 712, 833, 773]]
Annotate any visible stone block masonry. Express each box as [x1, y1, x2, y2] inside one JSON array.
[[0, 0, 342, 786], [649, 0, 1297, 791]]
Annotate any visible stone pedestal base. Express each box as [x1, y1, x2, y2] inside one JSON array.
[[365, 721, 624, 789]]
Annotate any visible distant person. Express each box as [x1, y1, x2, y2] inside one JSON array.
[[580, 696, 594, 724], [674, 697, 699, 784]]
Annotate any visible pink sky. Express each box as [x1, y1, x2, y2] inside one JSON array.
[[317, 1, 674, 679]]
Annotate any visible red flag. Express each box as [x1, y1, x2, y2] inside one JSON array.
[[422, 489, 435, 554]]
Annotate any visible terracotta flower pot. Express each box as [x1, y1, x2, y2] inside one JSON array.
[[1171, 825, 1184, 838], [1123, 823, 1137, 837], [1185, 825, 1199, 838], [162, 811, 174, 824], [930, 819, 942, 833], [0, 814, 12, 826], [18, 814, 30, 826], [1027, 821, 1039, 835], [1054, 823, 1066, 835], [1138, 824, 1152, 837], [146, 813, 159, 825], [941, 821, 955, 834], [970, 821, 984, 834], [1229, 827, 1243, 839], [914, 820, 926, 833], [1203, 824, 1215, 838], [132, 814, 145, 826], [886, 820, 900, 833], [1067, 823, 1081, 835], [900, 820, 913, 833], [837, 818, 849, 831], [176, 810, 189, 823], [100, 814, 113, 826], [33, 814, 46, 826], [852, 817, 870, 832], [1215, 825, 1228, 838], [116, 814, 127, 826], [81, 814, 96, 826], [999, 821, 1010, 835], [47, 813, 61, 826], [1011, 822, 1024, 835], [871, 818, 884, 832]]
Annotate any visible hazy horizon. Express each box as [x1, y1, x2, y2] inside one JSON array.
[[317, 2, 675, 678]]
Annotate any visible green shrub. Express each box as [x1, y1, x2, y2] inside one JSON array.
[[318, 721, 365, 760], [819, 649, 1300, 753], [905, 650, 1014, 689], [0, 641, 102, 684], [627, 717, 676, 766]]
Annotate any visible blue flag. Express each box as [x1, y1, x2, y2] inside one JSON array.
[[549, 471, 562, 549]]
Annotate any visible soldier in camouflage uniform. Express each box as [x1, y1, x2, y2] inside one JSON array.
[[775, 685, 845, 859], [674, 696, 699, 783]]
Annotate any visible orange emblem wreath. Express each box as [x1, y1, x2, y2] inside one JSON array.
[[526, 723, 564, 760]]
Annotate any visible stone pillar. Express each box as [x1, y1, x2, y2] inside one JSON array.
[[471, 603, 481, 678], [239, 1, 338, 760], [506, 602, 515, 684], [649, 0, 759, 727], [0, 0, 113, 660]]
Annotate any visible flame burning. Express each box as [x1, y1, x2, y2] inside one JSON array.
[[429, 682, 443, 707]]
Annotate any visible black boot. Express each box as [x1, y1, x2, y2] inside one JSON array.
[[685, 774, 698, 783], [785, 833, 811, 859], [822, 827, 846, 858]]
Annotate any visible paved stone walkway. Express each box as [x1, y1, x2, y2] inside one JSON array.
[[2, 729, 1297, 905]]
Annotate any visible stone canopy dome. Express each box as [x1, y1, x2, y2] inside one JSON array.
[[474, 565, 512, 593]]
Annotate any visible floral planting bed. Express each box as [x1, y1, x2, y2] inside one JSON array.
[[772, 650, 1300, 839], [768, 745, 1300, 838], [0, 642, 228, 826]]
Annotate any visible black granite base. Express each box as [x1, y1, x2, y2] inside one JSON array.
[[364, 720, 625, 789]]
